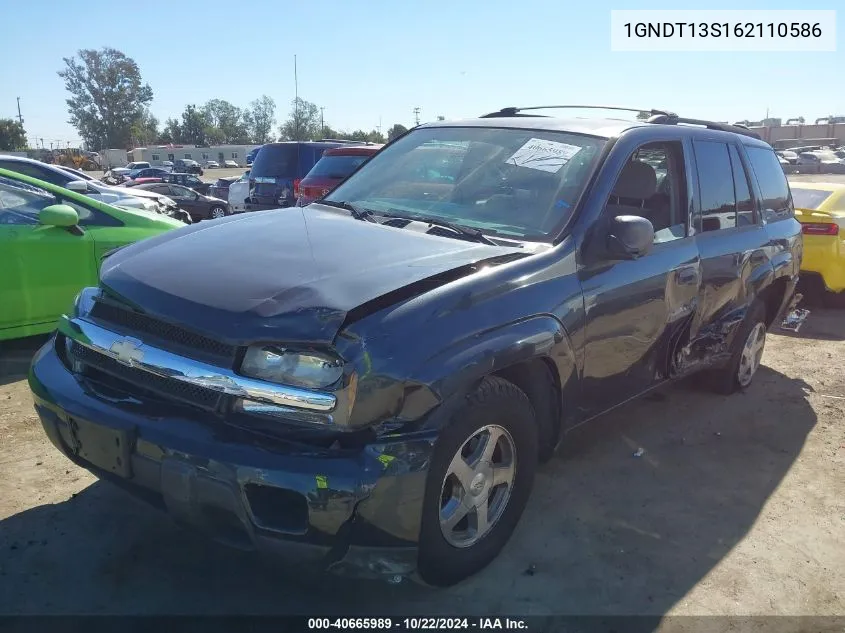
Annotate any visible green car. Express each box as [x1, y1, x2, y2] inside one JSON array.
[[0, 167, 184, 341]]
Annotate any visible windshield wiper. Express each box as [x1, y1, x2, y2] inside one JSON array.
[[415, 217, 499, 246], [318, 200, 376, 222]]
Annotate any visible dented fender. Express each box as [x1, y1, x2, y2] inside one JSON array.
[[404, 316, 577, 430]]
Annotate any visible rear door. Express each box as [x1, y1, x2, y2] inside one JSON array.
[[0, 180, 95, 333], [689, 139, 770, 343], [579, 137, 701, 413]]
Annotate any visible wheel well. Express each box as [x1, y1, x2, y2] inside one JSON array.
[[760, 277, 789, 328], [493, 358, 561, 461]]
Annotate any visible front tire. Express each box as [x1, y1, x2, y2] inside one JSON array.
[[418, 376, 538, 586], [209, 206, 227, 219], [709, 299, 767, 394]]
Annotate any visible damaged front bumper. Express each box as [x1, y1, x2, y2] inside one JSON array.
[[28, 337, 436, 581]]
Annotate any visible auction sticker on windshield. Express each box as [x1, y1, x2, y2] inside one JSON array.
[[506, 138, 582, 173]]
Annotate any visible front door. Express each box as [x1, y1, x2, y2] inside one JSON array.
[[578, 140, 701, 415], [0, 181, 95, 334], [166, 184, 203, 220]]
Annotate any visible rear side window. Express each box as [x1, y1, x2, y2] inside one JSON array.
[[729, 145, 755, 227], [307, 155, 369, 179], [251, 144, 298, 179], [693, 140, 737, 232], [746, 147, 793, 220]]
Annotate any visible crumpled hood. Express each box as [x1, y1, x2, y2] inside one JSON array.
[[99, 207, 523, 345]]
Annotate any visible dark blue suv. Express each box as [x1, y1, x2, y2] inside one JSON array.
[[245, 141, 345, 210]]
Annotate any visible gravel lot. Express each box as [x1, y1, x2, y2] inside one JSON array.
[[1, 310, 843, 616], [0, 169, 843, 618]]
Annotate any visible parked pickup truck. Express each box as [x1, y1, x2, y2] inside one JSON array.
[[28, 107, 804, 587]]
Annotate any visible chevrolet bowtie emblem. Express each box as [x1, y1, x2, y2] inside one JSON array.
[[109, 338, 144, 366]]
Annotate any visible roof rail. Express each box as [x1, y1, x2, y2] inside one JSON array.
[[480, 105, 676, 118], [647, 114, 762, 139], [317, 138, 372, 144]]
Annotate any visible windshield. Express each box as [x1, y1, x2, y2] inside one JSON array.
[[324, 126, 606, 240], [250, 144, 298, 179], [790, 188, 834, 210], [307, 155, 370, 179]]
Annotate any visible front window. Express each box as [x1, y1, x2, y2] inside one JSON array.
[[0, 178, 55, 225], [324, 127, 605, 241]]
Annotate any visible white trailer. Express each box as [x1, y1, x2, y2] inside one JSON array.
[[99, 149, 128, 169]]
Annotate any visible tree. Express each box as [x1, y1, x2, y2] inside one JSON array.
[[160, 117, 181, 143], [247, 95, 276, 144], [279, 97, 320, 141], [131, 109, 160, 146], [58, 47, 153, 150], [180, 105, 208, 145], [202, 99, 250, 144], [0, 119, 27, 150], [387, 123, 408, 142]]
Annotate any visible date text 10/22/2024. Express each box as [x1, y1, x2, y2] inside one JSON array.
[[307, 618, 529, 630]]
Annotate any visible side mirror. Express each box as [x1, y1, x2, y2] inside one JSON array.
[[39, 204, 79, 227], [606, 215, 654, 259], [65, 180, 89, 193]]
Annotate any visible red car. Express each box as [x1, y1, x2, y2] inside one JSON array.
[[296, 144, 382, 206]]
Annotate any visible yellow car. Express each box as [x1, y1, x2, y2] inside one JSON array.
[[789, 181, 845, 303]]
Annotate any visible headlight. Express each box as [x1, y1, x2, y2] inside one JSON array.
[[240, 346, 343, 389], [73, 287, 101, 318]]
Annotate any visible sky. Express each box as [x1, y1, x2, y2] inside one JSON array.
[[1, 0, 842, 147]]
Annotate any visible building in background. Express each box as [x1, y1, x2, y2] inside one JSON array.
[[128, 144, 259, 167]]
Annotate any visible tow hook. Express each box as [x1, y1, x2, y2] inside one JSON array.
[[780, 294, 810, 333]]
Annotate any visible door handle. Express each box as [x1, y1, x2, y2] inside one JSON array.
[[675, 267, 699, 285]]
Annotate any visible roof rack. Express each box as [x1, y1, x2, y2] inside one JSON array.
[[479, 105, 762, 140], [647, 114, 762, 139], [480, 105, 676, 118]]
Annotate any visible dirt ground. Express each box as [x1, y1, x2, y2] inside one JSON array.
[[0, 306, 843, 617]]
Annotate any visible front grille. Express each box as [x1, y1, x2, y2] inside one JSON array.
[[71, 342, 221, 411], [90, 300, 236, 361]]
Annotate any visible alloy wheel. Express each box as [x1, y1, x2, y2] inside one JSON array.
[[439, 424, 517, 548], [737, 322, 766, 387]]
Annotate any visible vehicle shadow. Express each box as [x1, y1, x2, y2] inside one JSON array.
[[0, 335, 49, 387], [777, 307, 845, 342], [0, 370, 817, 616]]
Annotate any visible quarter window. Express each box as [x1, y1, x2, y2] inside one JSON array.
[[746, 147, 793, 220], [693, 141, 737, 232]]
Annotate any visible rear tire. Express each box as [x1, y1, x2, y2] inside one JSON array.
[[417, 376, 538, 587], [708, 299, 767, 395]]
